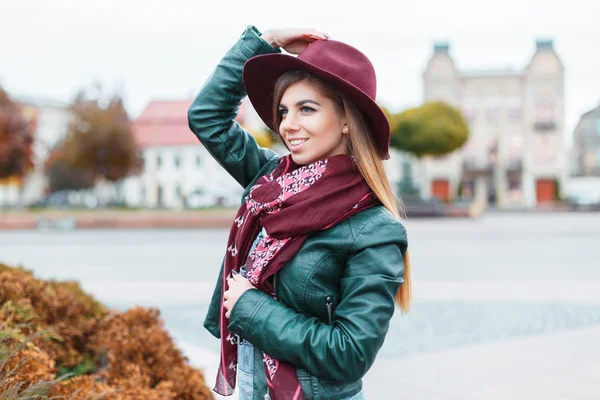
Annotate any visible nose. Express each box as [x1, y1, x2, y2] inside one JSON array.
[[279, 111, 300, 138]]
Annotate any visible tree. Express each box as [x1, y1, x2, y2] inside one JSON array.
[[250, 127, 275, 148], [44, 145, 94, 193], [0, 87, 35, 180], [390, 101, 469, 158], [61, 88, 142, 184]]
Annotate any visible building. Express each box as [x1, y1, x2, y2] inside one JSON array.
[[122, 98, 261, 208], [0, 93, 71, 207], [572, 102, 600, 176], [421, 40, 567, 208], [565, 102, 600, 207]]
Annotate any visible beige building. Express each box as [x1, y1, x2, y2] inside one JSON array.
[[421, 40, 567, 208]]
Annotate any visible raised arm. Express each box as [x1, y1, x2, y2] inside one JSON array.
[[187, 25, 280, 188]]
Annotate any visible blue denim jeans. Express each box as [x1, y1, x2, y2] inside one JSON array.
[[237, 338, 255, 399], [237, 338, 366, 400]]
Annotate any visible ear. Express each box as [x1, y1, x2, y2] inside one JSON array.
[[342, 124, 349, 134]]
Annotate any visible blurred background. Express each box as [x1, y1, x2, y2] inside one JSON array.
[[1, 0, 599, 399]]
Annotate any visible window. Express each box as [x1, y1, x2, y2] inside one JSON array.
[[196, 154, 202, 167], [596, 147, 600, 167], [534, 121, 556, 133], [505, 96, 522, 123], [157, 185, 163, 207], [463, 108, 476, 124], [175, 184, 182, 199], [140, 185, 146, 200], [157, 153, 162, 168], [596, 120, 600, 136], [509, 178, 521, 190], [174, 153, 181, 168], [484, 96, 501, 124], [535, 97, 555, 121], [508, 107, 521, 122]]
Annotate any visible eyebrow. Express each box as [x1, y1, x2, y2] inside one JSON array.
[[279, 99, 322, 108]]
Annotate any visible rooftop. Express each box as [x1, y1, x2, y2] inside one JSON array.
[[10, 92, 69, 109], [580, 102, 600, 119], [536, 39, 554, 50], [132, 99, 250, 148], [433, 42, 450, 53], [460, 68, 522, 78]]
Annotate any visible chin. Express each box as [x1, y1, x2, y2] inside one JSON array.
[[290, 152, 320, 165]]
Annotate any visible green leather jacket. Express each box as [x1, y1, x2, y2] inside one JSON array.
[[187, 25, 408, 400]]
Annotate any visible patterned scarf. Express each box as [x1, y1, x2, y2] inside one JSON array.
[[215, 154, 377, 399]]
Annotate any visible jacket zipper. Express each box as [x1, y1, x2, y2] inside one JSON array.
[[325, 296, 334, 324]]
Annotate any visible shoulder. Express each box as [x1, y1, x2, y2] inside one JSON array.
[[347, 205, 408, 254]]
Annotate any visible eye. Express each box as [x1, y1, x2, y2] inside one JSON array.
[[278, 108, 288, 118], [300, 106, 315, 113]]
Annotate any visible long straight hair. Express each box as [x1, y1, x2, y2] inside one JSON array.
[[271, 71, 411, 313]]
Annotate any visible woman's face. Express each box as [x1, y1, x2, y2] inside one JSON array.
[[278, 81, 348, 165]]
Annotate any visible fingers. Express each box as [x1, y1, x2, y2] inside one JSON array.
[[232, 273, 243, 281], [226, 270, 239, 285], [305, 28, 329, 40], [228, 271, 244, 283]]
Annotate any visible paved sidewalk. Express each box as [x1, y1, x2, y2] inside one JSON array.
[[184, 324, 600, 400], [362, 325, 600, 399], [173, 278, 600, 400]]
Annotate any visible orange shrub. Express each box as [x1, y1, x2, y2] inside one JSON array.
[[0, 264, 213, 400]]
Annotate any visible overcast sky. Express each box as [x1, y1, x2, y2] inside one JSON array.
[[1, 0, 599, 141]]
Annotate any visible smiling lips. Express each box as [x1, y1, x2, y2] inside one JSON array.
[[289, 138, 308, 151]]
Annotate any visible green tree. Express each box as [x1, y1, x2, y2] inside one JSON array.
[[0, 87, 35, 180], [390, 101, 469, 158], [61, 88, 142, 184]]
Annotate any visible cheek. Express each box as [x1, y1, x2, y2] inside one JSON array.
[[306, 113, 341, 140]]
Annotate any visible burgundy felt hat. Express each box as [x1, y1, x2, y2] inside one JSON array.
[[242, 39, 391, 160]]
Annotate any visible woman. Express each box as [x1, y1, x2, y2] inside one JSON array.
[[187, 25, 410, 400]]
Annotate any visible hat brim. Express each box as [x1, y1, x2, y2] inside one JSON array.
[[242, 53, 391, 160]]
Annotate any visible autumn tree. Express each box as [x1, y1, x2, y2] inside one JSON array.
[[250, 127, 275, 149], [44, 145, 94, 193], [0, 87, 35, 180], [60, 88, 142, 185]]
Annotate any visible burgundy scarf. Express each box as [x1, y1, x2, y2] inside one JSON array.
[[215, 154, 377, 399]]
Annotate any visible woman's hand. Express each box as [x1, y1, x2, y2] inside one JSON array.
[[261, 28, 329, 55], [224, 272, 257, 319]]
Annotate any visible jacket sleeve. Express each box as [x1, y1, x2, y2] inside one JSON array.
[[227, 214, 408, 383], [187, 25, 280, 188]]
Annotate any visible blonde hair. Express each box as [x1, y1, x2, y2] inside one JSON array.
[[272, 71, 411, 313]]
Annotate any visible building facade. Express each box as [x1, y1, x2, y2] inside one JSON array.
[[122, 99, 258, 209], [572, 102, 600, 177], [421, 40, 567, 208]]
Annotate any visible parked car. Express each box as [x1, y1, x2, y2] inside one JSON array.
[[402, 198, 445, 217], [185, 191, 217, 209], [30, 190, 102, 210], [567, 193, 600, 211]]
